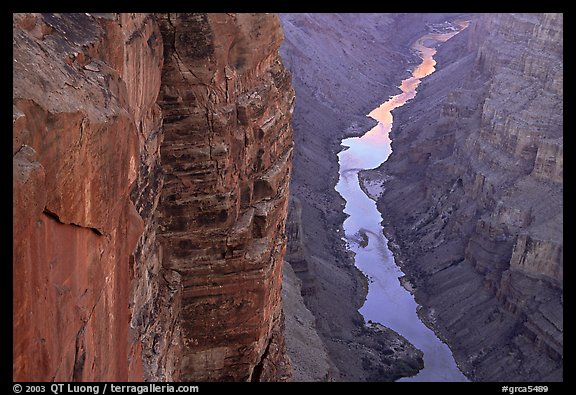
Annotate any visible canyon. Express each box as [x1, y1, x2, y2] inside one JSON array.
[[280, 13, 465, 381], [336, 21, 470, 382], [13, 12, 562, 383], [281, 12, 562, 381], [361, 13, 563, 381], [13, 13, 293, 381]]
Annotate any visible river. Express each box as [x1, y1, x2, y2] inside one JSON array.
[[335, 20, 470, 382]]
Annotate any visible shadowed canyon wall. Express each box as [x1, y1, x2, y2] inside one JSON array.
[[364, 13, 563, 381], [13, 12, 293, 382], [279, 13, 465, 381]]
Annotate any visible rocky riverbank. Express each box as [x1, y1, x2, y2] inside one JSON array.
[[362, 13, 563, 381], [279, 13, 467, 381]]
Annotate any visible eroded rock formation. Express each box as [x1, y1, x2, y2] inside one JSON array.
[[13, 12, 293, 382], [279, 13, 463, 381], [13, 13, 162, 381], [364, 13, 563, 381], [282, 259, 332, 381], [155, 13, 293, 381]]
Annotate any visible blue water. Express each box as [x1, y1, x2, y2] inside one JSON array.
[[335, 21, 469, 382]]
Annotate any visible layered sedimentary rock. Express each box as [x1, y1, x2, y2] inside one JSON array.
[[13, 12, 293, 382], [364, 13, 563, 381], [282, 260, 332, 381], [155, 13, 293, 381]]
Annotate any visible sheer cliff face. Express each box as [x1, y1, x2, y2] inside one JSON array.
[[155, 13, 293, 381], [13, 13, 163, 381], [13, 13, 293, 382], [370, 13, 562, 381]]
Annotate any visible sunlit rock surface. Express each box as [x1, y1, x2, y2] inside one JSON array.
[[13, 12, 294, 382]]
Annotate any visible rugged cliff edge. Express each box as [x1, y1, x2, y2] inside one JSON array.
[[155, 13, 293, 381], [362, 13, 563, 381], [13, 13, 293, 382]]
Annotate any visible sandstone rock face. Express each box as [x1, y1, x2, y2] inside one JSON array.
[[366, 13, 563, 381], [154, 13, 294, 381], [14, 12, 293, 382], [13, 12, 162, 381]]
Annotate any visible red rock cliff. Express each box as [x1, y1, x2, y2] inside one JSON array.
[[155, 13, 293, 381], [13, 12, 293, 382]]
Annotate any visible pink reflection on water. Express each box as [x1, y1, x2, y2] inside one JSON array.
[[336, 19, 471, 382], [368, 22, 468, 131]]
